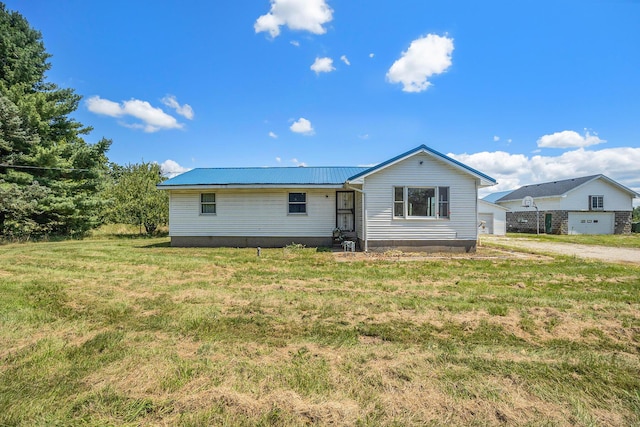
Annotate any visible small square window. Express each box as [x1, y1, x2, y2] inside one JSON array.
[[288, 192, 307, 214], [200, 193, 216, 214]]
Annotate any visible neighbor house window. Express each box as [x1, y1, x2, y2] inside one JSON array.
[[288, 192, 307, 214], [200, 193, 216, 214], [589, 195, 604, 211], [393, 186, 449, 218]]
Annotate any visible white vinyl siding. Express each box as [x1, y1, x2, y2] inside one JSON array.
[[363, 153, 478, 241], [169, 189, 335, 237], [478, 200, 507, 235]]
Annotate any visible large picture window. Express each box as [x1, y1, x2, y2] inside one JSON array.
[[393, 186, 449, 219], [288, 192, 307, 214], [200, 193, 216, 214]]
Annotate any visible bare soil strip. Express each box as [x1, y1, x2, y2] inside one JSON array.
[[484, 236, 640, 264]]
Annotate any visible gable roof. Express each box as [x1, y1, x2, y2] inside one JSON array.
[[157, 145, 497, 189], [346, 145, 496, 187], [497, 174, 639, 202], [157, 166, 369, 188]]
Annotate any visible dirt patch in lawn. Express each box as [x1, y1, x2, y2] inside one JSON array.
[[333, 246, 551, 262]]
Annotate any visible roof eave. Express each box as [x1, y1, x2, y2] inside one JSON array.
[[157, 183, 346, 190]]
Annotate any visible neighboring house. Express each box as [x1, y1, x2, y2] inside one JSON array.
[[478, 199, 508, 235], [158, 145, 497, 252], [495, 175, 639, 235]]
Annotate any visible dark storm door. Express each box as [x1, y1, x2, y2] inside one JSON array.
[[545, 213, 553, 234], [336, 191, 355, 232]]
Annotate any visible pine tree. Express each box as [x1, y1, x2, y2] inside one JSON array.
[[0, 3, 111, 238]]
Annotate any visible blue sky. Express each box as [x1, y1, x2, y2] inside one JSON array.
[[6, 0, 640, 200]]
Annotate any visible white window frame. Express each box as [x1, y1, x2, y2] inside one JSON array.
[[589, 195, 604, 211], [393, 186, 450, 219], [200, 193, 216, 215], [288, 192, 307, 215]]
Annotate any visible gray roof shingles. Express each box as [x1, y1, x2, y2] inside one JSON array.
[[497, 175, 601, 202]]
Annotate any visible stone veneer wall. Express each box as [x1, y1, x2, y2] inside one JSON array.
[[506, 210, 632, 235], [615, 211, 632, 234], [506, 210, 566, 234]]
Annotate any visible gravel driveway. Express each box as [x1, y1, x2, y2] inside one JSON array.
[[484, 236, 640, 265]]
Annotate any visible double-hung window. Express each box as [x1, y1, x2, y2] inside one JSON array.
[[200, 193, 216, 214], [288, 192, 307, 214], [589, 195, 604, 211], [393, 186, 449, 219]]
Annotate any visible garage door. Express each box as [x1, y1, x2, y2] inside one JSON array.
[[568, 212, 614, 235], [478, 213, 493, 234]]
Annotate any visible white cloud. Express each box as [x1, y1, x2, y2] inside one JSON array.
[[160, 159, 191, 178], [493, 136, 500, 142], [269, 131, 278, 139], [369, 53, 375, 58], [85, 96, 121, 116], [358, 134, 369, 140], [340, 55, 350, 66], [310, 57, 335, 74], [290, 40, 300, 47], [537, 130, 605, 148], [275, 157, 282, 163], [449, 147, 640, 199], [290, 117, 314, 135], [254, 0, 333, 38], [86, 96, 183, 133], [291, 158, 307, 167], [386, 34, 454, 93], [161, 95, 194, 120]]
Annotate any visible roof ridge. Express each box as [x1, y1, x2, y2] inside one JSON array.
[[188, 166, 366, 170]]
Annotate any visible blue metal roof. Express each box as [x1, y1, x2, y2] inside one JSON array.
[[158, 145, 497, 188], [483, 190, 514, 203], [158, 166, 370, 187]]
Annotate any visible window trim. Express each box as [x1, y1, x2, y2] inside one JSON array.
[[288, 192, 307, 215], [589, 195, 604, 211], [392, 186, 450, 219], [200, 193, 216, 215]]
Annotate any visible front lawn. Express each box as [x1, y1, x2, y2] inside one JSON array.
[[1, 237, 639, 425]]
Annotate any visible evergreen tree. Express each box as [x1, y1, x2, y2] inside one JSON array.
[[0, 3, 111, 238]]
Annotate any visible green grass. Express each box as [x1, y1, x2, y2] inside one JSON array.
[[1, 234, 639, 425], [502, 231, 640, 248]]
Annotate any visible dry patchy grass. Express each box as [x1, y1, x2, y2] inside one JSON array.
[[0, 237, 639, 426]]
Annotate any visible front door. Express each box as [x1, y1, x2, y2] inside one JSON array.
[[545, 213, 552, 234], [336, 191, 355, 231]]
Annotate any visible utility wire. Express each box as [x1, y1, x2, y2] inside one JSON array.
[[0, 163, 92, 172]]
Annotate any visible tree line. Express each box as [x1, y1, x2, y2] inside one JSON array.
[[0, 4, 168, 240]]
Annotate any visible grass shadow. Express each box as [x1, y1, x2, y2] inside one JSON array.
[[137, 241, 172, 248]]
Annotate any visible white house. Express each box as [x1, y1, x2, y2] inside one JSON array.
[[478, 199, 508, 235], [158, 145, 497, 251], [495, 175, 638, 235]]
